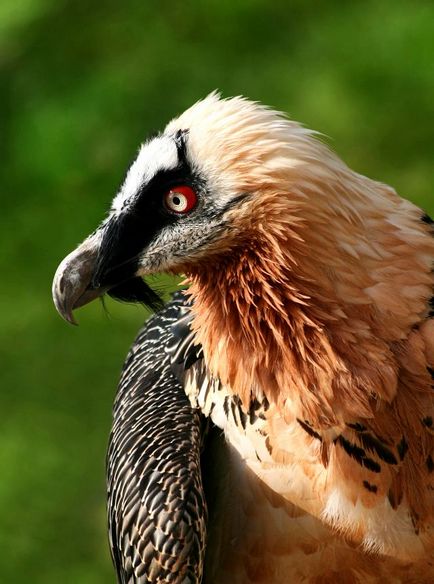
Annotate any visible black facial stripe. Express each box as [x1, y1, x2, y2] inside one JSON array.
[[92, 211, 159, 288], [92, 134, 200, 289], [91, 130, 249, 302], [136, 165, 194, 207]]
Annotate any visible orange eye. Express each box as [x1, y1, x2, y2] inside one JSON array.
[[164, 185, 197, 214]]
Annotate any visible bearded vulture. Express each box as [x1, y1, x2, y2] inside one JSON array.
[[52, 93, 434, 583]]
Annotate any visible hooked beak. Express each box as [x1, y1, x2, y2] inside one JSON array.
[[52, 233, 109, 325], [52, 221, 163, 325]]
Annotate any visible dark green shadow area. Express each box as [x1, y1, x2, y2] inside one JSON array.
[[1, 1, 433, 582]]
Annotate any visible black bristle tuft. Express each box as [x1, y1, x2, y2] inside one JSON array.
[[108, 277, 165, 312], [99, 295, 111, 318]]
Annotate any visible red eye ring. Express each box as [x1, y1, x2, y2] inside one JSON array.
[[164, 185, 198, 215]]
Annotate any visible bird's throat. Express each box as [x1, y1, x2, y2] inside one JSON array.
[[184, 244, 356, 425]]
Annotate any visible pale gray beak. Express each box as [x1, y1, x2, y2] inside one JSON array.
[[52, 233, 108, 325], [52, 220, 164, 325]]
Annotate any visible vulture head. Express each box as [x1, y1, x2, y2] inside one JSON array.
[[52, 91, 345, 323], [53, 92, 433, 421]]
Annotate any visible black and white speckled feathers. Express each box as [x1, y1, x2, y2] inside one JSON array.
[[107, 293, 207, 583]]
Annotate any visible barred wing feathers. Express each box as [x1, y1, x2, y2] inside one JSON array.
[[107, 294, 207, 583]]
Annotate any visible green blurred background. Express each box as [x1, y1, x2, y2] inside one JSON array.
[[1, 0, 433, 582]]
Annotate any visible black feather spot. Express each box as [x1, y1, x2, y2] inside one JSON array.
[[421, 213, 434, 225], [237, 405, 248, 430], [363, 480, 378, 493], [297, 419, 323, 442], [265, 436, 273, 455], [388, 487, 402, 510], [427, 455, 434, 473], [362, 457, 382, 473], [335, 436, 381, 473], [423, 417, 433, 428], [397, 437, 408, 461], [248, 397, 267, 422], [223, 397, 230, 417], [358, 432, 398, 465], [262, 397, 270, 412], [184, 346, 201, 370], [427, 366, 434, 380], [230, 400, 239, 423], [346, 422, 367, 432]]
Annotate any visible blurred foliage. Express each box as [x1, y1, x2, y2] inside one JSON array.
[[1, 0, 433, 582]]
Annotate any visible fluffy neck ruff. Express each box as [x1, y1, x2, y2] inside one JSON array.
[[184, 165, 433, 428]]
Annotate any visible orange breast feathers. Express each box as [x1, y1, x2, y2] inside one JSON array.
[[178, 128, 434, 555]]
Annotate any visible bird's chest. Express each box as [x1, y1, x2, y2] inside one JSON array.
[[185, 368, 328, 518], [184, 367, 431, 582], [202, 427, 346, 584], [200, 401, 423, 584]]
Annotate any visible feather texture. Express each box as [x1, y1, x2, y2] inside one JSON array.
[[57, 94, 434, 582], [107, 294, 207, 583], [166, 95, 434, 578]]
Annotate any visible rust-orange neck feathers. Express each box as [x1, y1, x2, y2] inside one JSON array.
[[184, 175, 434, 428], [164, 93, 434, 429]]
